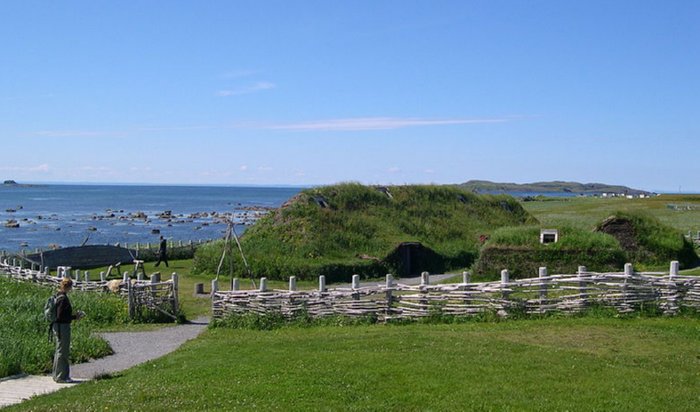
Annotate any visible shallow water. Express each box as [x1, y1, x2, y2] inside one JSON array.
[[0, 184, 301, 253]]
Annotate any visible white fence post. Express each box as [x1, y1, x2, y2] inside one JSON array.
[[578, 266, 588, 305], [171, 272, 179, 315], [385, 274, 394, 316], [669, 260, 679, 278], [538, 267, 548, 302], [289, 276, 297, 292], [501, 269, 510, 301], [231, 277, 239, 291], [259, 277, 268, 292], [421, 271, 430, 286], [319, 275, 326, 292], [352, 274, 360, 301]]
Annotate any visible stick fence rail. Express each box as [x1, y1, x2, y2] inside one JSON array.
[[0, 258, 179, 321], [212, 262, 700, 321]]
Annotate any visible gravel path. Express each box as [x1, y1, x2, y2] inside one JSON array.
[[72, 316, 209, 380], [336, 273, 459, 288], [0, 317, 209, 408]]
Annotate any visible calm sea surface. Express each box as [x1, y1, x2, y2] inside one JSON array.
[[0, 185, 301, 253]]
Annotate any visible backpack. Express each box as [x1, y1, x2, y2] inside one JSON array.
[[44, 294, 63, 342], [44, 294, 59, 323]]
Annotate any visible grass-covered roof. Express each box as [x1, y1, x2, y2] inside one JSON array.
[[194, 183, 536, 281]]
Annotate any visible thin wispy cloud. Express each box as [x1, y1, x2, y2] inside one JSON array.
[[263, 116, 513, 131], [217, 81, 276, 97], [31, 115, 520, 138]]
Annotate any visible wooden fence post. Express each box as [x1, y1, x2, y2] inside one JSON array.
[[462, 271, 471, 308], [171, 272, 179, 315], [100, 271, 106, 282], [352, 274, 360, 301], [501, 269, 510, 300], [578, 266, 588, 306], [151, 273, 160, 296], [665, 261, 680, 315], [669, 260, 679, 278], [211, 278, 218, 295], [289, 276, 297, 291], [538, 267, 548, 303], [319, 275, 326, 292], [385, 274, 394, 317], [260, 277, 268, 292], [127, 277, 134, 319], [231, 278, 239, 291], [622, 263, 633, 310]]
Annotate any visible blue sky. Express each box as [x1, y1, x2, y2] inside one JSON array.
[[1, 1, 698, 192]]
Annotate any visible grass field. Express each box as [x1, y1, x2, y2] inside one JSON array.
[[3, 193, 699, 410], [7, 316, 700, 411], [522, 194, 700, 232], [0, 278, 128, 379]]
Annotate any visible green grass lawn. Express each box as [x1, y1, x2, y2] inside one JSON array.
[[522, 194, 700, 232], [8, 316, 700, 411]]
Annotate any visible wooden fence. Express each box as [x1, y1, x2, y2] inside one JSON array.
[[212, 261, 700, 321], [0, 258, 179, 321]]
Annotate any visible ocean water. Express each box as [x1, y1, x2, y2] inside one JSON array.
[[0, 185, 301, 253]]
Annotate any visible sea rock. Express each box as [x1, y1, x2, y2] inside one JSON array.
[[4, 220, 19, 228]]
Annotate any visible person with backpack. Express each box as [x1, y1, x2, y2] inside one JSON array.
[[51, 277, 85, 383]]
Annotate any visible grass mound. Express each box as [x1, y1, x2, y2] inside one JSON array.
[[193, 183, 536, 281], [595, 211, 698, 268], [475, 211, 698, 278], [0, 278, 129, 378], [474, 225, 626, 278]]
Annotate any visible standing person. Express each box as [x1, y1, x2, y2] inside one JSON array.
[[155, 235, 169, 267], [53, 277, 84, 383]]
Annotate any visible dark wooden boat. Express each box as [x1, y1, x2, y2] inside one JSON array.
[[26, 245, 137, 269]]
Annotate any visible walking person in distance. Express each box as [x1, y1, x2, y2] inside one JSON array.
[[53, 277, 85, 383], [155, 235, 169, 267]]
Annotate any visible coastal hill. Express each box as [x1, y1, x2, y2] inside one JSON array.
[[459, 180, 652, 195]]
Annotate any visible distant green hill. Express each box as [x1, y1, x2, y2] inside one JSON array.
[[193, 183, 537, 281], [459, 180, 652, 195]]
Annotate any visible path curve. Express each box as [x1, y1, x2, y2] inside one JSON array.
[[0, 317, 209, 408]]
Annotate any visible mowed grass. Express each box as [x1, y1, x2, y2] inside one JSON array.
[[522, 194, 700, 232], [8, 316, 700, 411]]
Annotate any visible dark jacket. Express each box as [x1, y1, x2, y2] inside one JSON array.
[[55, 292, 77, 324]]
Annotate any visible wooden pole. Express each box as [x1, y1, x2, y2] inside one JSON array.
[[538, 267, 548, 303], [171, 272, 179, 315], [385, 274, 394, 316]]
